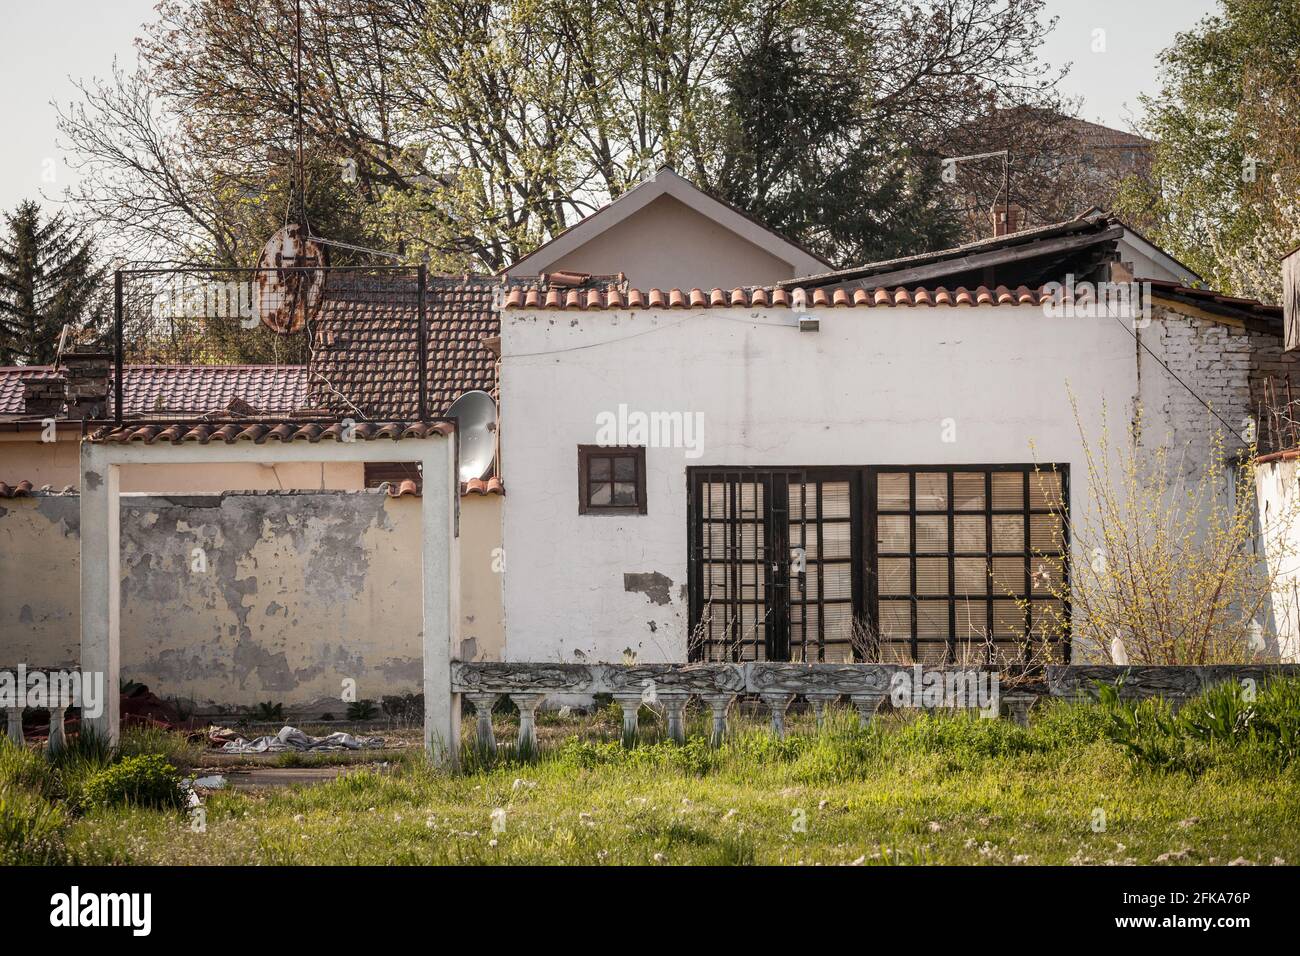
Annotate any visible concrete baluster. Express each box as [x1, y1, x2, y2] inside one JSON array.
[[761, 693, 794, 739], [466, 693, 499, 758], [850, 692, 886, 728], [510, 693, 547, 758], [805, 692, 840, 730], [659, 691, 691, 744], [701, 693, 734, 747], [613, 692, 643, 748], [5, 707, 23, 747]]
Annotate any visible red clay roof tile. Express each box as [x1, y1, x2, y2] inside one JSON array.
[[85, 421, 453, 444], [499, 284, 1076, 312]]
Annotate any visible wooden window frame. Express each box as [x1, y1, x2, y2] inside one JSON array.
[[578, 445, 647, 515]]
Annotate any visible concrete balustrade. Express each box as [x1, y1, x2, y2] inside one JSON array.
[[443, 662, 1300, 759]]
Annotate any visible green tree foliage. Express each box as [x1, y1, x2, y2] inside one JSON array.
[[0, 201, 108, 366], [1116, 0, 1300, 302], [712, 9, 962, 263], [59, 0, 1067, 271]]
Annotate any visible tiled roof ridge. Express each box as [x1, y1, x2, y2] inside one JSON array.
[[503, 283, 1057, 311], [0, 480, 78, 498], [86, 421, 453, 445]]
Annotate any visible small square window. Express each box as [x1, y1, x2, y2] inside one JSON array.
[[578, 445, 647, 515]]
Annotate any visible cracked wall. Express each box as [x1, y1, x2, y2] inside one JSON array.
[[0, 490, 453, 713]]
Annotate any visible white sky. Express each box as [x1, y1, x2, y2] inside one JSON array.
[[0, 0, 1221, 216]]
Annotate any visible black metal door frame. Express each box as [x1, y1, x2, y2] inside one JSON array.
[[688, 466, 863, 662]]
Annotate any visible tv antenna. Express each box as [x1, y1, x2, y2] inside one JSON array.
[[279, 0, 400, 261], [942, 149, 1012, 232]]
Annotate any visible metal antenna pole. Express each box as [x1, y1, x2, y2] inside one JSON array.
[[294, 0, 306, 228]]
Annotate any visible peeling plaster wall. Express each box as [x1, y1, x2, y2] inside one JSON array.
[[0, 494, 81, 662], [458, 493, 504, 662], [0, 491, 427, 712]]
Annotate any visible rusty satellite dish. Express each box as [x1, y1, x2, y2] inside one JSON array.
[[254, 223, 328, 334]]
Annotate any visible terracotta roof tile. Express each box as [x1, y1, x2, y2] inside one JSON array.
[[0, 480, 34, 498], [500, 284, 1072, 311], [85, 420, 452, 444], [1, 365, 308, 419], [307, 274, 500, 420], [385, 479, 421, 498], [0, 481, 76, 497], [462, 476, 505, 496]]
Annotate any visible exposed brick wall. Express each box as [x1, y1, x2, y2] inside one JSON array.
[[1248, 327, 1300, 451], [1136, 304, 1299, 473]]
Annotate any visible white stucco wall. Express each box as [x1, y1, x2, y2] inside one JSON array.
[[1256, 457, 1300, 662], [499, 303, 1142, 663]]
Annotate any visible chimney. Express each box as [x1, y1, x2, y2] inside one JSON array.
[[1284, 245, 1300, 352], [992, 203, 1025, 237], [61, 346, 113, 420], [21, 375, 66, 418]]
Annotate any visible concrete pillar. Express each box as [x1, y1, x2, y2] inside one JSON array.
[[47, 705, 66, 756], [5, 707, 23, 747], [79, 442, 120, 744], [613, 692, 642, 747], [659, 691, 690, 744], [761, 692, 794, 739], [851, 692, 886, 728], [701, 693, 734, 747], [466, 693, 499, 758], [806, 692, 840, 730], [511, 693, 547, 758], [421, 443, 460, 767]]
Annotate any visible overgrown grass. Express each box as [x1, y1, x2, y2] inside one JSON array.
[[3, 684, 1299, 865]]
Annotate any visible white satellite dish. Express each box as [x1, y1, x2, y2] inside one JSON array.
[[446, 390, 497, 482]]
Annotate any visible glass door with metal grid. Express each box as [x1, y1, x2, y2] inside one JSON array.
[[688, 469, 861, 662]]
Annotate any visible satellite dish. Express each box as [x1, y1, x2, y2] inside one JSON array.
[[446, 390, 497, 482], [254, 223, 328, 334]]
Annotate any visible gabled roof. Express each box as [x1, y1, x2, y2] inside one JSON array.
[[502, 167, 831, 276], [1060, 116, 1153, 151]]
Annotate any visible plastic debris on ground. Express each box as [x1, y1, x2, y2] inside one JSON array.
[[217, 725, 384, 754]]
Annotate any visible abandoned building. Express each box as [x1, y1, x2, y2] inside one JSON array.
[[3, 172, 1300, 723]]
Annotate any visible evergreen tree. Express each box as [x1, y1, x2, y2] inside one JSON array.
[[0, 201, 107, 365], [713, 20, 962, 265]]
